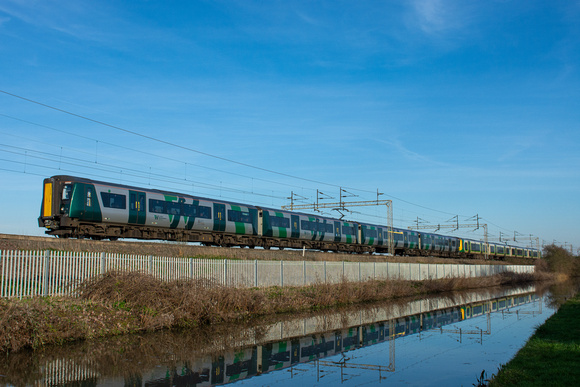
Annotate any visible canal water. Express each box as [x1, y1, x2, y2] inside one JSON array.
[[0, 281, 577, 386]]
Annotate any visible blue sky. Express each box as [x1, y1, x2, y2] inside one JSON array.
[[1, 0, 579, 251]]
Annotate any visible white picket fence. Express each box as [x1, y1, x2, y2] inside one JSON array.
[[0, 250, 535, 299]]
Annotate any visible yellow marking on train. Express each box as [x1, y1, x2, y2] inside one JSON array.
[[43, 183, 52, 218]]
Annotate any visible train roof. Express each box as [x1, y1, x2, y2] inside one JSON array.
[[48, 175, 260, 210]]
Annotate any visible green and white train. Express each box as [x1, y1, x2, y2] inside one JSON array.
[[39, 175, 540, 259]]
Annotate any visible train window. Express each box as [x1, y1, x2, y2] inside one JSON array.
[[300, 220, 332, 233], [149, 199, 210, 219], [228, 210, 253, 223], [198, 206, 211, 219], [182, 203, 198, 217], [364, 228, 378, 238], [86, 188, 92, 207], [270, 216, 290, 228], [342, 225, 355, 235], [100, 192, 127, 209], [149, 199, 166, 213], [166, 202, 181, 216]]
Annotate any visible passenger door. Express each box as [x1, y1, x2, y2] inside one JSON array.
[[128, 191, 146, 224], [334, 221, 341, 242], [213, 203, 226, 232], [291, 215, 300, 239]]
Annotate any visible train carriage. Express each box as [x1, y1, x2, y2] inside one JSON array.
[[359, 223, 381, 247], [39, 175, 540, 259], [40, 175, 261, 245], [258, 208, 359, 251]]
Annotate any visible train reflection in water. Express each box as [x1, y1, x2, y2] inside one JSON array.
[[142, 289, 539, 386]]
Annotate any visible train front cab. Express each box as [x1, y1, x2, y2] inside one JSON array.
[[38, 176, 73, 230], [39, 177, 57, 228], [459, 239, 470, 257]]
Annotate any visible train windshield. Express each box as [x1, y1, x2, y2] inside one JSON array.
[[60, 183, 73, 214], [62, 184, 72, 200]]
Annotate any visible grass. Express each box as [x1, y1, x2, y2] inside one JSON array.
[[489, 293, 580, 386], [0, 270, 537, 354]]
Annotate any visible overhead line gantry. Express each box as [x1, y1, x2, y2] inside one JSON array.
[[407, 215, 490, 260], [282, 188, 394, 255]]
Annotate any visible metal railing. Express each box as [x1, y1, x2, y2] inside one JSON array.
[[0, 250, 535, 299]]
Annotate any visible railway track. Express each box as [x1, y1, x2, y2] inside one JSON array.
[[0, 233, 518, 266]]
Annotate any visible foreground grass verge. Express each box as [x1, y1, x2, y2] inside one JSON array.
[[0, 270, 537, 354], [489, 292, 580, 386]]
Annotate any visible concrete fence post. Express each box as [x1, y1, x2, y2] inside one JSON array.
[[280, 260, 284, 287], [255, 260, 258, 288], [303, 261, 306, 286], [100, 252, 106, 275], [324, 261, 327, 283], [148, 255, 153, 275], [224, 259, 228, 287], [43, 250, 50, 297]]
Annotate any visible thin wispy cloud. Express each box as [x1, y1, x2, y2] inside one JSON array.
[[375, 137, 451, 168], [412, 0, 451, 34], [0, 1, 108, 43], [406, 0, 480, 41]]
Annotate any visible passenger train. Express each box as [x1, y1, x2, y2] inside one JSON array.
[[38, 176, 540, 259]]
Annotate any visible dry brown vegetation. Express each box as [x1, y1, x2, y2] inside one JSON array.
[[536, 244, 580, 278], [0, 269, 537, 354]]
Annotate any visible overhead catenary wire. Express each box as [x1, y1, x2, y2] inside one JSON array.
[[1, 89, 467, 216], [0, 114, 308, 191], [0, 89, 539, 239], [0, 152, 539, 242], [0, 89, 376, 192], [0, 146, 287, 201]]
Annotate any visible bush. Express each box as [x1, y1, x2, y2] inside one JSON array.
[[541, 245, 580, 277]]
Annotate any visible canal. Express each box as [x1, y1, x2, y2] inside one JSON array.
[[0, 281, 577, 386]]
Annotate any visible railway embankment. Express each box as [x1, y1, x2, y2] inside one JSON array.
[[0, 233, 531, 265]]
